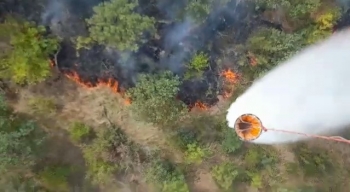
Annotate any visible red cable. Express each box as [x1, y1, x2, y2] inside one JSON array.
[[262, 127, 350, 144]]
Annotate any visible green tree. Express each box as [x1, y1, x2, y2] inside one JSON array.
[[301, 7, 341, 45], [181, 0, 229, 24], [242, 27, 303, 75], [0, 18, 59, 84], [126, 71, 187, 126], [0, 95, 45, 174], [255, 0, 291, 9], [247, 27, 303, 66], [255, 0, 321, 20], [79, 0, 156, 51]]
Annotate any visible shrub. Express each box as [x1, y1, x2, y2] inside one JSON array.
[[184, 114, 223, 143], [173, 128, 198, 150], [38, 165, 71, 192], [239, 27, 304, 80], [246, 171, 263, 189], [184, 52, 210, 80], [28, 97, 57, 115], [242, 147, 279, 189], [220, 124, 243, 154], [287, 0, 321, 20], [245, 27, 303, 69], [68, 122, 93, 143], [0, 95, 46, 174], [184, 143, 208, 164], [276, 186, 316, 192], [293, 144, 333, 177], [0, 176, 44, 192], [211, 162, 239, 190], [244, 146, 278, 170], [83, 137, 119, 185], [146, 159, 189, 192], [82, 124, 138, 185]]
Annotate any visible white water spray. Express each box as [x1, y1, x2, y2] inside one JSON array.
[[226, 29, 350, 144]]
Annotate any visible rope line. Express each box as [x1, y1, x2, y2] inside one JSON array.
[[262, 127, 350, 144]]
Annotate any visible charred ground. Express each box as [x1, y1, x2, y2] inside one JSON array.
[[42, 0, 260, 107]]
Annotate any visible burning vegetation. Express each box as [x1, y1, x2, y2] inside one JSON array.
[[220, 68, 239, 99], [56, 65, 131, 104], [53, 57, 240, 110], [0, 0, 349, 191]]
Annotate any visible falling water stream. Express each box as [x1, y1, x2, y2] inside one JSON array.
[[227, 29, 350, 144]]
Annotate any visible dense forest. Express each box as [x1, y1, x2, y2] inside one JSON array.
[[0, 0, 350, 191]]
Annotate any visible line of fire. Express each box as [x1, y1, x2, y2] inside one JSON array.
[[49, 43, 241, 111]]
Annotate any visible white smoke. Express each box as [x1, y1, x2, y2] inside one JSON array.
[[227, 29, 350, 144]]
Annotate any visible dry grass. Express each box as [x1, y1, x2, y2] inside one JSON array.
[[8, 74, 185, 191], [7, 72, 350, 192]]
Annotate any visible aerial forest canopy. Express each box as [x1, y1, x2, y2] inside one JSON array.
[[0, 0, 349, 191]]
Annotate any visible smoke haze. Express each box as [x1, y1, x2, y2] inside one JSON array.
[[227, 29, 350, 144]]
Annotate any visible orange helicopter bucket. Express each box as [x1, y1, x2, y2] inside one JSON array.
[[234, 114, 264, 141]]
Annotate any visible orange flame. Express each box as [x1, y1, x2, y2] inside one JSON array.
[[49, 59, 55, 67], [248, 52, 258, 67], [222, 90, 233, 99], [220, 69, 238, 84], [191, 101, 208, 111], [220, 68, 240, 99], [48, 59, 133, 105], [124, 97, 131, 105], [65, 71, 95, 88], [63, 70, 131, 105]]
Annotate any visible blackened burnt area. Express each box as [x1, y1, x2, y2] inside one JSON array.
[[178, 70, 220, 107], [0, 0, 42, 22], [53, 0, 257, 107], [175, 2, 257, 106], [134, 1, 258, 106], [56, 40, 135, 90]]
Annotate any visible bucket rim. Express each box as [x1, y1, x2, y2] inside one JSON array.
[[234, 113, 263, 141]]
